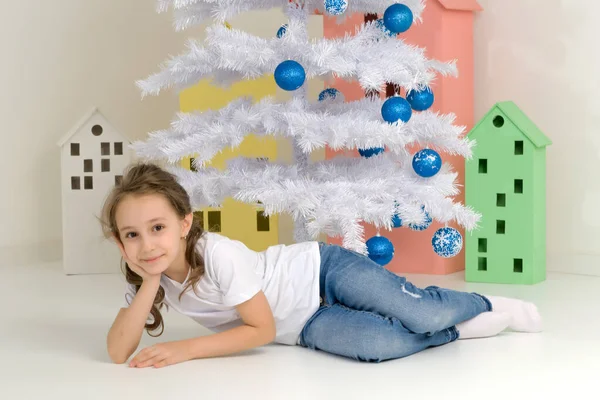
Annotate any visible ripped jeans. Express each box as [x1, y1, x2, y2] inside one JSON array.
[[298, 242, 492, 362]]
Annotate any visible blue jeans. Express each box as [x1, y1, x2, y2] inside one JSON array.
[[298, 243, 492, 362]]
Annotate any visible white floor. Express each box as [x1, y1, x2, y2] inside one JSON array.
[[2, 262, 599, 400]]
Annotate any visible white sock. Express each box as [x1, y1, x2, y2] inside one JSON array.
[[486, 295, 543, 333], [456, 311, 511, 339]]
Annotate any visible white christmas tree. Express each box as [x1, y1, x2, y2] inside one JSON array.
[[132, 0, 480, 263]]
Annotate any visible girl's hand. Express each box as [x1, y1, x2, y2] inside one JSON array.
[[114, 237, 160, 283], [129, 341, 191, 369]]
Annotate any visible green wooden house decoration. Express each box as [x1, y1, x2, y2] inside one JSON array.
[[465, 101, 552, 285]]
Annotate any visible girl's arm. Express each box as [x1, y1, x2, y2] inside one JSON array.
[[106, 277, 161, 364], [129, 290, 276, 368], [189, 290, 276, 358]]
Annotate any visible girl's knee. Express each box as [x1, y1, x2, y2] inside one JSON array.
[[351, 322, 420, 362], [406, 311, 457, 335], [354, 337, 417, 362]]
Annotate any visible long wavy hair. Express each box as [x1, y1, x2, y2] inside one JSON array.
[[100, 163, 205, 336]]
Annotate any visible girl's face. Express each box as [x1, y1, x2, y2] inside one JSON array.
[[115, 194, 191, 276]]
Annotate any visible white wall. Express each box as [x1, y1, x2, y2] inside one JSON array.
[[0, 2, 321, 267], [474, 0, 600, 275], [0, 0, 196, 266], [4, 0, 597, 276]]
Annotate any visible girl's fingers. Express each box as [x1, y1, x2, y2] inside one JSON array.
[[131, 346, 155, 365], [135, 354, 166, 368], [153, 359, 170, 368]]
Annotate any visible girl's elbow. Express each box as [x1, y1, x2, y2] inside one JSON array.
[[111, 356, 128, 365], [265, 324, 277, 343], [107, 338, 133, 364], [108, 348, 129, 364]]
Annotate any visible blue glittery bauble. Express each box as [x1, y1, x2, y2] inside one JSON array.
[[391, 214, 403, 228], [381, 96, 412, 124], [412, 148, 442, 178], [391, 201, 403, 228], [358, 147, 385, 158], [324, 0, 348, 15], [318, 88, 344, 103], [409, 206, 432, 231], [383, 3, 414, 34], [432, 227, 463, 258], [277, 24, 288, 38], [366, 236, 395, 266], [274, 60, 306, 91], [407, 87, 434, 111], [375, 18, 396, 37]]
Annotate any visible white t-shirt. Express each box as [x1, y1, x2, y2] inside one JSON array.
[[124, 232, 321, 345]]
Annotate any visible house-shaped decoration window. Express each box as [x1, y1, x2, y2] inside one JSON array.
[[465, 101, 552, 285], [188, 157, 271, 234]]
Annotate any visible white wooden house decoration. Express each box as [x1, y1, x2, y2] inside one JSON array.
[[57, 107, 132, 274]]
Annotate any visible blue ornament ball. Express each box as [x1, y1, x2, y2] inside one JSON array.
[[383, 3, 414, 34], [274, 60, 306, 91], [407, 87, 434, 111], [318, 88, 345, 103], [391, 201, 403, 228], [358, 147, 385, 158], [375, 18, 396, 37], [409, 206, 432, 231], [391, 213, 403, 228], [381, 96, 412, 124], [432, 227, 463, 258], [366, 236, 395, 266], [412, 148, 442, 178], [324, 0, 348, 15], [276, 24, 288, 38]]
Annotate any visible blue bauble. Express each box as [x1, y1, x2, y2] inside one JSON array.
[[412, 148, 442, 178], [381, 96, 412, 124], [277, 24, 288, 38], [409, 206, 432, 231], [274, 60, 306, 91], [391, 214, 403, 228], [432, 227, 463, 258], [324, 0, 348, 15], [375, 18, 396, 37], [366, 236, 395, 266], [407, 87, 434, 111], [383, 3, 414, 34], [391, 201, 403, 228], [358, 147, 385, 158], [318, 88, 344, 103]]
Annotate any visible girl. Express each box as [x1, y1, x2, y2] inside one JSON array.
[[102, 163, 542, 368]]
